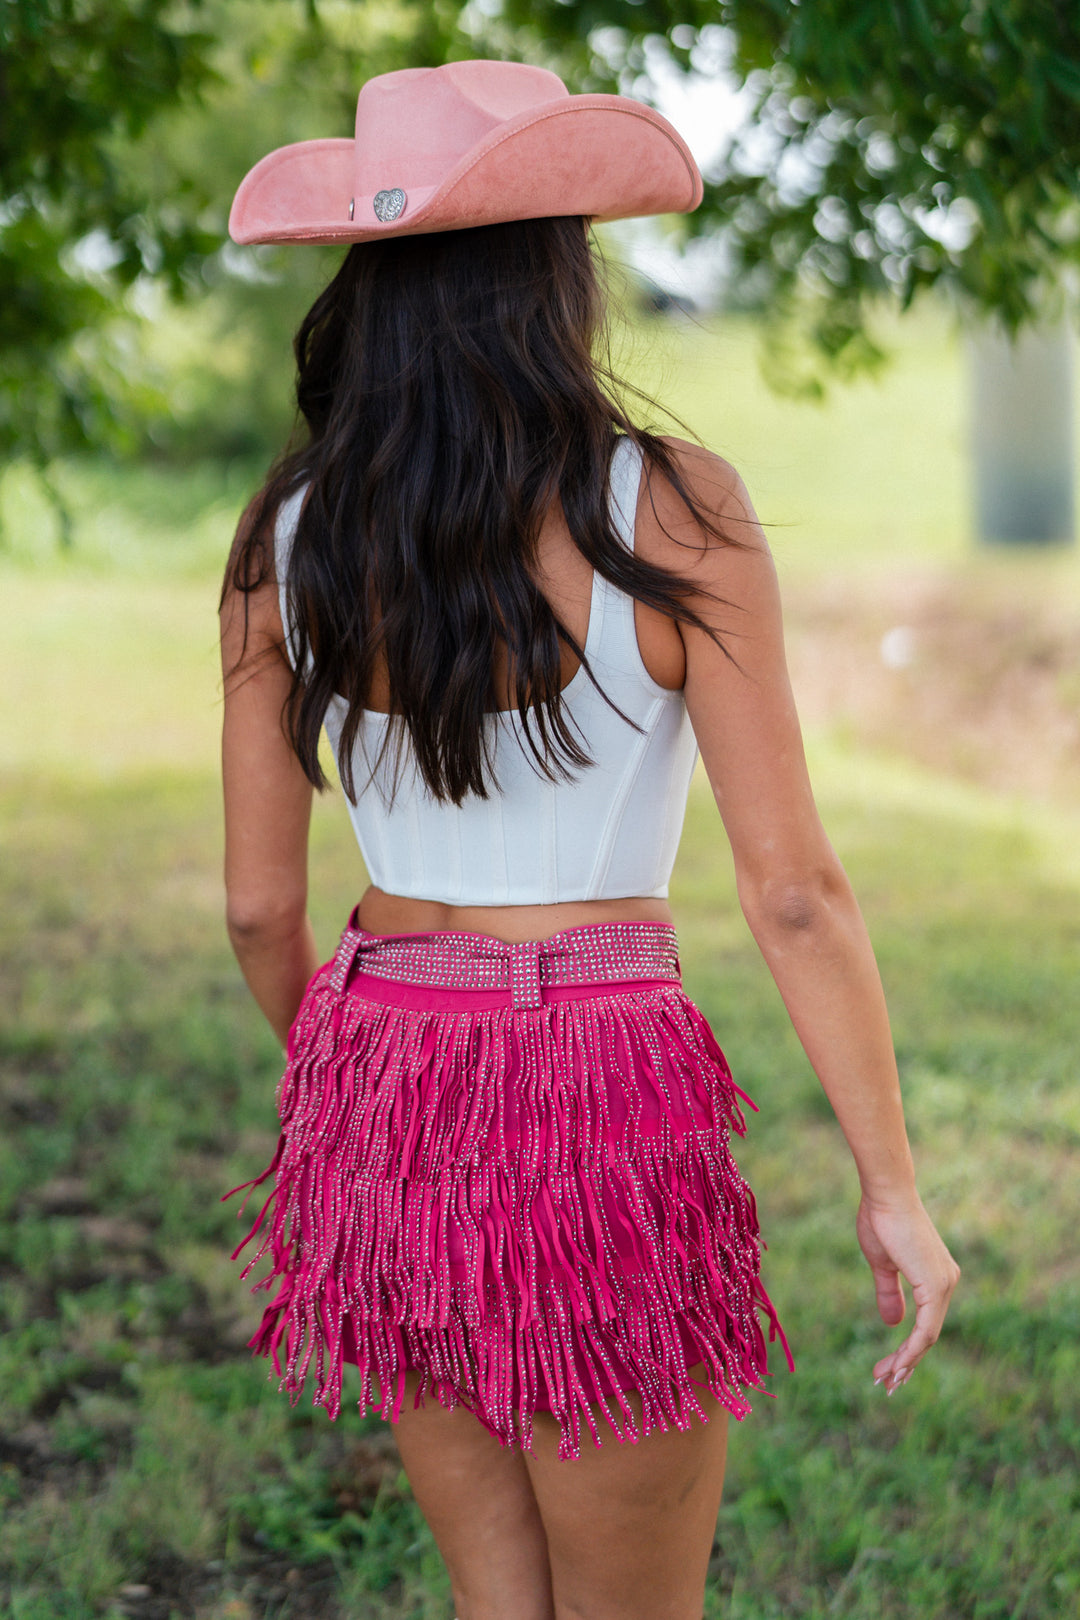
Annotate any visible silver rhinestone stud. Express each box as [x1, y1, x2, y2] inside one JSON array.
[[373, 187, 406, 223], [348, 197, 355, 220]]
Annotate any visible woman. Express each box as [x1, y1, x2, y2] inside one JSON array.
[[220, 60, 959, 1620]]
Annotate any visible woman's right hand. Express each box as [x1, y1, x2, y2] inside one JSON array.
[[856, 1189, 961, 1395]]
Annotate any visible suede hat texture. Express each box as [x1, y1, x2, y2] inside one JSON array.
[[229, 58, 704, 245]]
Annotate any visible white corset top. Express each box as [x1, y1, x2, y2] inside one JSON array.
[[274, 435, 701, 904]]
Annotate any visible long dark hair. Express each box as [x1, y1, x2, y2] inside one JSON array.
[[224, 214, 748, 806]]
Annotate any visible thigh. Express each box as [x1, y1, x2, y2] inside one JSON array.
[[389, 1369, 555, 1620], [522, 1364, 729, 1620]]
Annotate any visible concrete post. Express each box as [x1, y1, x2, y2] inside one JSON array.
[[967, 316, 1075, 546]]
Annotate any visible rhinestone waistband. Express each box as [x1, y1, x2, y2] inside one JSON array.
[[329, 914, 682, 1009]]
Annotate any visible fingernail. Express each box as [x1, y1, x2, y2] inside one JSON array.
[[873, 1375, 884, 1386], [895, 1366, 910, 1383]]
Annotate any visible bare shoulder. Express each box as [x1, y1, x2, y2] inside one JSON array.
[[635, 434, 771, 614], [653, 433, 740, 489], [223, 489, 277, 590], [219, 487, 288, 680]]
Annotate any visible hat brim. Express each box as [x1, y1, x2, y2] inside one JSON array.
[[228, 96, 702, 246]]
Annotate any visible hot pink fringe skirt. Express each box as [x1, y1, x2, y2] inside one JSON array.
[[223, 914, 793, 1461]]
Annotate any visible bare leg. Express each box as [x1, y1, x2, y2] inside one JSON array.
[[389, 1362, 729, 1620], [522, 1364, 729, 1620], [389, 1369, 556, 1620]]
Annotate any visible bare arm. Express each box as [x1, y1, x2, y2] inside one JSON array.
[[657, 439, 960, 1392], [219, 514, 319, 1049]]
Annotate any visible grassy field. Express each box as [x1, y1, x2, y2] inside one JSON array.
[[2, 302, 1079, 1617]]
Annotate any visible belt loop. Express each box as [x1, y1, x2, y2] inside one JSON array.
[[509, 939, 544, 1009], [330, 925, 365, 994]]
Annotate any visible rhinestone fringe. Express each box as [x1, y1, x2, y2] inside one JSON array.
[[223, 917, 793, 1462]]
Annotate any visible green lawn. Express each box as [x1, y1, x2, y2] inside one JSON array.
[[2, 302, 1079, 1617]]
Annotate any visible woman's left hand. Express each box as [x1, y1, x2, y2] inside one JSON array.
[[856, 1189, 961, 1396]]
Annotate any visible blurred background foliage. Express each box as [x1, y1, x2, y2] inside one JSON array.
[[4, 0, 1080, 481], [1, 0, 438, 472], [487, 0, 1080, 388]]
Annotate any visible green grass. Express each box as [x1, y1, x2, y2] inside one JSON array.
[[2, 750, 1078, 1618], [2, 301, 1079, 1615]]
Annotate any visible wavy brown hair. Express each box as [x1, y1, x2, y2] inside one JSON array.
[[223, 215, 748, 806]]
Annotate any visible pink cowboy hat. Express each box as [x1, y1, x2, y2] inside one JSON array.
[[228, 58, 703, 245]]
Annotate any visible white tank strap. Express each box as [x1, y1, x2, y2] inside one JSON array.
[[608, 434, 643, 552]]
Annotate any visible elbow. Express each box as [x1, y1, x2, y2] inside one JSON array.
[[737, 863, 852, 940], [225, 889, 307, 947]]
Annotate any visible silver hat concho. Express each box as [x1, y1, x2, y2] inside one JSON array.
[[373, 188, 407, 223]]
